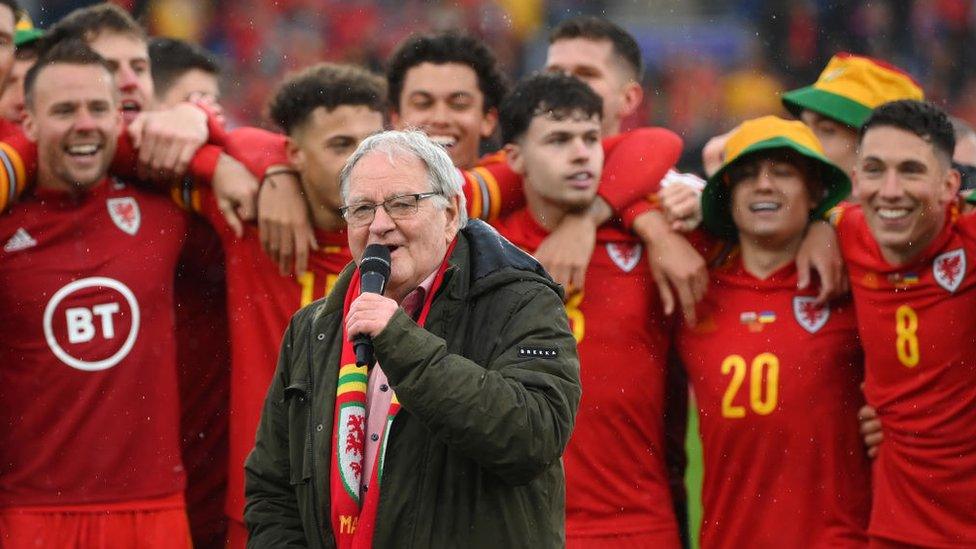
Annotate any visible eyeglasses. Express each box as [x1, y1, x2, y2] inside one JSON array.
[[340, 192, 440, 227]]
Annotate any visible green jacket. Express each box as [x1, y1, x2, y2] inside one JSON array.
[[244, 220, 581, 548]]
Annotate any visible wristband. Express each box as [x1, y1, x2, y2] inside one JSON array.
[[262, 168, 300, 183]]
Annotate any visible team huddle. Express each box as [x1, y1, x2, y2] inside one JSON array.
[[0, 1, 974, 548]]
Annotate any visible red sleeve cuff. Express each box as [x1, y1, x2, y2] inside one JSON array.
[[193, 101, 228, 146], [620, 198, 659, 230]]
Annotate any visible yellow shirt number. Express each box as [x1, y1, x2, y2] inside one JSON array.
[[299, 272, 339, 307], [565, 291, 585, 343], [895, 305, 919, 368], [721, 352, 779, 418]]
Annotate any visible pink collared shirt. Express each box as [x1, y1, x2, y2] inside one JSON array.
[[361, 270, 437, 495]]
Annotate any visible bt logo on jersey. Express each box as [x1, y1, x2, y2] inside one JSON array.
[[43, 277, 141, 371], [66, 303, 121, 343]]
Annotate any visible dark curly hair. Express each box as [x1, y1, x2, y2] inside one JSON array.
[[500, 72, 602, 144], [386, 31, 509, 114], [268, 62, 386, 135], [861, 100, 955, 163]]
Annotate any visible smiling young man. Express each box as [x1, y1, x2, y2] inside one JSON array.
[[677, 117, 869, 548], [830, 100, 976, 548], [495, 72, 682, 548], [386, 31, 505, 170], [0, 39, 201, 549]]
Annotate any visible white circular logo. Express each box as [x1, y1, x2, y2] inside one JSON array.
[[42, 277, 141, 371]]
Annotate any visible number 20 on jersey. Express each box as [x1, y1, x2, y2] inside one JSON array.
[[721, 352, 779, 418]]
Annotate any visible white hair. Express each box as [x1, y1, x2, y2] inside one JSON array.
[[339, 130, 468, 227]]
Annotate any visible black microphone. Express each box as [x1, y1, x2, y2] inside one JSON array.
[[354, 243, 391, 367]]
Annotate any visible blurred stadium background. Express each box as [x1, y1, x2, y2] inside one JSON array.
[[18, 0, 976, 546], [23, 0, 976, 176]]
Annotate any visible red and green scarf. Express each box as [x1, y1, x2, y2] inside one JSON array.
[[329, 243, 454, 548]]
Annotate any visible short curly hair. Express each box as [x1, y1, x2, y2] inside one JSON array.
[[268, 62, 387, 135], [386, 31, 509, 114]]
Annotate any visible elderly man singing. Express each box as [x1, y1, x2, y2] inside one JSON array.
[[244, 130, 581, 549]]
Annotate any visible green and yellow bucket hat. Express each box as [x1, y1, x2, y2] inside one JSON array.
[[781, 52, 923, 129], [14, 14, 43, 48], [702, 116, 851, 239]]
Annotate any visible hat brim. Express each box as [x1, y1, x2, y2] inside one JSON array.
[[15, 28, 43, 47], [702, 137, 851, 239], [781, 86, 873, 129]]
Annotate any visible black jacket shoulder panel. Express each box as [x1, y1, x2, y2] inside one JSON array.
[[461, 220, 563, 300]]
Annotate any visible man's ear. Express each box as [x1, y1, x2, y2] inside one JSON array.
[[286, 136, 305, 171], [22, 111, 38, 143], [445, 192, 462, 239], [618, 80, 644, 121], [504, 142, 525, 175], [943, 164, 962, 204], [480, 108, 499, 138]]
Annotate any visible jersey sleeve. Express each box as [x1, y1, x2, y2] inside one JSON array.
[[0, 114, 230, 214], [599, 127, 683, 216], [826, 201, 854, 228], [0, 124, 34, 213], [169, 127, 289, 220], [464, 150, 524, 223], [170, 182, 234, 239], [221, 127, 289, 178], [196, 100, 228, 146]]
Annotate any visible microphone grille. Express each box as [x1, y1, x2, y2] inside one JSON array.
[[360, 244, 392, 277]]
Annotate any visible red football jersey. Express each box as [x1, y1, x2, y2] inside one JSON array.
[[676, 256, 870, 548], [0, 179, 188, 506], [497, 209, 680, 547], [190, 187, 351, 523], [834, 204, 976, 546], [174, 215, 231, 546]]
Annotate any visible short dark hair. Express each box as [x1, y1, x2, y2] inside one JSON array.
[[386, 31, 509, 114], [860, 100, 956, 164], [43, 3, 144, 54], [499, 72, 602, 144], [549, 16, 643, 79], [268, 62, 387, 135], [24, 39, 113, 109], [148, 37, 219, 99]]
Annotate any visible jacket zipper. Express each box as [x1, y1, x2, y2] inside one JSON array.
[[306, 319, 327, 547]]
